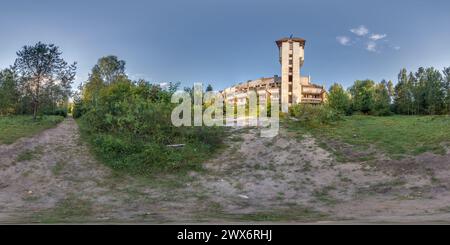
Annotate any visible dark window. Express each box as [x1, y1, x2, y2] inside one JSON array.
[[289, 75, 293, 82]]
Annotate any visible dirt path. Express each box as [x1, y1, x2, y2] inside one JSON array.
[[1, 118, 450, 223], [202, 130, 450, 223], [199, 128, 450, 223], [0, 118, 113, 222], [0, 118, 217, 223]]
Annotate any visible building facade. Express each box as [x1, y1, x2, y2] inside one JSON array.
[[221, 37, 327, 113]]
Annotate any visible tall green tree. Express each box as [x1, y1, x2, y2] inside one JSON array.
[[414, 67, 427, 115], [349, 80, 375, 114], [423, 67, 445, 115], [327, 83, 351, 114], [82, 56, 126, 108], [13, 42, 76, 119], [443, 67, 450, 113], [373, 81, 392, 116], [386, 80, 394, 102], [0, 69, 19, 115], [206, 84, 213, 92], [394, 68, 413, 114], [91, 56, 126, 85]]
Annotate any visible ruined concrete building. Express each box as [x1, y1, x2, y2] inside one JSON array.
[[221, 37, 327, 113]]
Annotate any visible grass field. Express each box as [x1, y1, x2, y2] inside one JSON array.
[[288, 115, 450, 158], [0, 115, 64, 144]]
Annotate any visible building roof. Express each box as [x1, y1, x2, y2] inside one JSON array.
[[276, 37, 306, 48]]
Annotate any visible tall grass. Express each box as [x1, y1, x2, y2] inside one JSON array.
[[0, 115, 64, 144], [289, 104, 342, 127], [77, 80, 226, 175]]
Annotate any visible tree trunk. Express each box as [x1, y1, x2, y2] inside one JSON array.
[[33, 100, 38, 121]]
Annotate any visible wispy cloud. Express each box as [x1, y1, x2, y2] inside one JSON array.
[[159, 82, 169, 89], [370, 33, 387, 41], [350, 25, 369, 36], [128, 73, 152, 81], [366, 41, 377, 52], [336, 36, 351, 46], [337, 25, 399, 53]]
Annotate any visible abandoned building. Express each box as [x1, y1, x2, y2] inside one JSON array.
[[221, 37, 327, 113]]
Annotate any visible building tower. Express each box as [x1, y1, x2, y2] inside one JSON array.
[[276, 37, 306, 113]]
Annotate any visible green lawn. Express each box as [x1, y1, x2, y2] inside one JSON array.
[[0, 115, 64, 144], [288, 115, 450, 158]]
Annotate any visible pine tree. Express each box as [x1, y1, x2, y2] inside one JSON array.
[[443, 67, 450, 114], [415, 67, 427, 114], [394, 68, 412, 114], [423, 67, 445, 115], [407, 72, 418, 115]]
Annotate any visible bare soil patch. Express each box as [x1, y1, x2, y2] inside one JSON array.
[[1, 119, 450, 223]]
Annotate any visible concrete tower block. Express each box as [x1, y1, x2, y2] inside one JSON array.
[[276, 37, 306, 113]]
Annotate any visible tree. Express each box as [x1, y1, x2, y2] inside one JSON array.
[[91, 56, 126, 85], [206, 84, 213, 92], [327, 83, 351, 115], [82, 56, 126, 108], [423, 67, 445, 115], [349, 80, 375, 114], [13, 42, 76, 120], [414, 67, 427, 114], [394, 68, 413, 115], [0, 69, 19, 115], [386, 80, 394, 102], [393, 67, 448, 115], [373, 81, 392, 116], [443, 67, 450, 113]]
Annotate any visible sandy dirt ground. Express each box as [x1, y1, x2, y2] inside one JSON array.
[[1, 118, 450, 223]]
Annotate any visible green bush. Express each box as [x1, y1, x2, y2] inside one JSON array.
[[72, 101, 85, 119], [43, 108, 68, 118], [78, 79, 226, 175], [0, 115, 64, 144], [289, 104, 341, 127]]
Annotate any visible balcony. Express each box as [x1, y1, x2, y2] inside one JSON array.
[[302, 87, 323, 94], [301, 98, 323, 104]]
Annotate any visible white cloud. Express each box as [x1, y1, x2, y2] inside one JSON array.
[[337, 25, 397, 53], [366, 42, 377, 52], [370, 33, 387, 41], [159, 82, 169, 89], [350, 25, 369, 36], [336, 36, 351, 46]]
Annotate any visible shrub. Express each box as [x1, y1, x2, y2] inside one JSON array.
[[44, 108, 68, 118], [289, 104, 341, 127], [72, 101, 85, 119], [78, 79, 226, 175]]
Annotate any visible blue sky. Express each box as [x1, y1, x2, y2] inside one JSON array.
[[1, 0, 449, 90]]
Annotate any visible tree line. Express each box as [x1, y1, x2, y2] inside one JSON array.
[[0, 42, 76, 119], [2, 41, 449, 121], [327, 67, 450, 116]]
